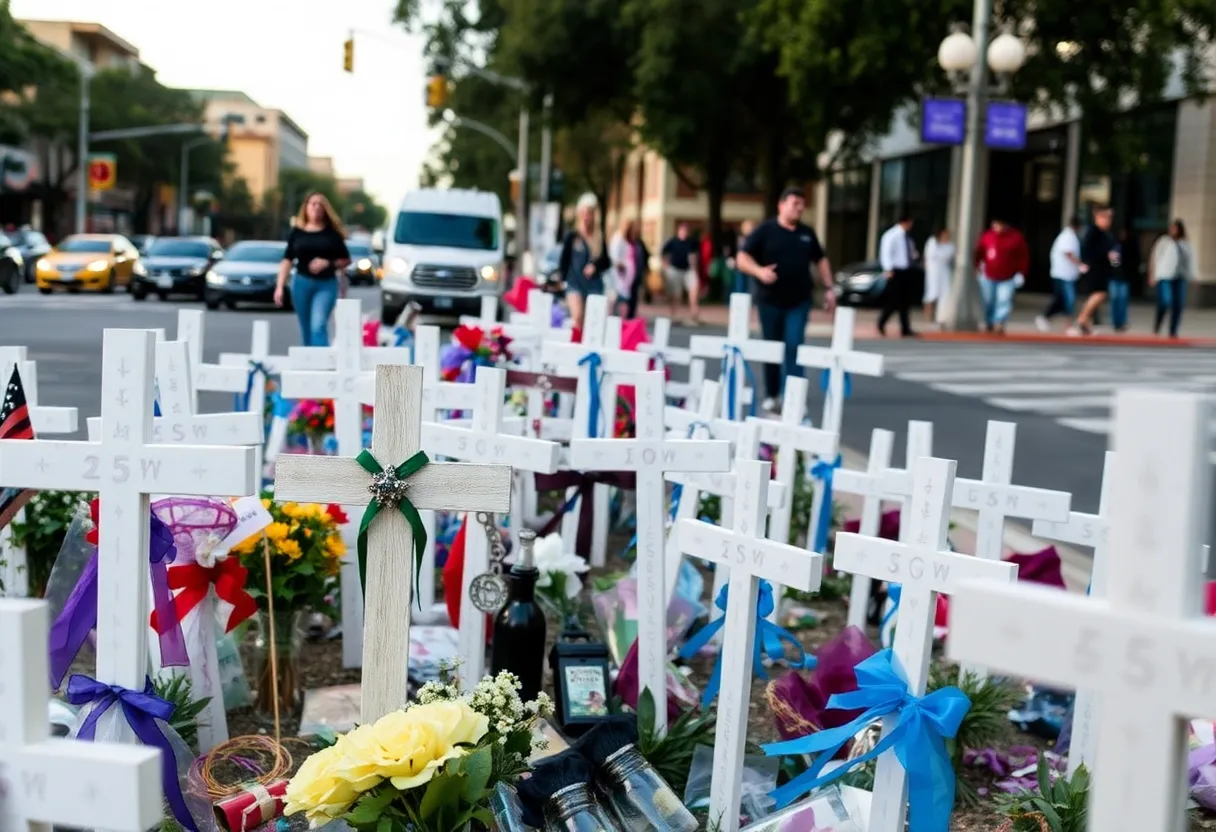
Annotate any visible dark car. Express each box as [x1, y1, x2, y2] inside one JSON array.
[[133, 236, 224, 301], [833, 260, 887, 307], [344, 240, 380, 286], [9, 228, 50, 283], [204, 240, 289, 310], [0, 233, 23, 294]]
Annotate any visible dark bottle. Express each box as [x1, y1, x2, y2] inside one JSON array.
[[491, 528, 547, 701]]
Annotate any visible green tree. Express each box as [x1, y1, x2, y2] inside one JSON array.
[[0, 2, 74, 144], [269, 168, 388, 237], [341, 189, 388, 232]]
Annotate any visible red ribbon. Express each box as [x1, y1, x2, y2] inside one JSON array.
[[86, 498, 100, 544], [150, 559, 257, 634]]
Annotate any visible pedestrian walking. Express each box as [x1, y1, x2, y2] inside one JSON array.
[[628, 232, 650, 319], [1107, 229, 1131, 331], [1068, 206, 1117, 337], [973, 217, 1029, 334], [922, 227, 955, 325], [736, 187, 836, 412], [877, 214, 919, 337], [661, 222, 700, 323], [730, 220, 756, 295], [609, 218, 638, 319], [1036, 218, 1086, 332], [275, 192, 351, 347], [1150, 219, 1192, 338], [557, 193, 611, 330]]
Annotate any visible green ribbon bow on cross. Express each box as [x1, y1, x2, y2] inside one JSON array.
[[355, 449, 430, 607]]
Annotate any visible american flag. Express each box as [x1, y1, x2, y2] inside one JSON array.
[[0, 365, 35, 529]]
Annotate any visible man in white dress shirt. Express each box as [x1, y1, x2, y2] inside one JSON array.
[[877, 214, 919, 337]]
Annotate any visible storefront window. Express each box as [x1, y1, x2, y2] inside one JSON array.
[[876, 149, 951, 246], [827, 166, 871, 266]]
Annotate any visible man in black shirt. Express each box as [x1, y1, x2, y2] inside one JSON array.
[[661, 222, 699, 322], [1069, 205, 1116, 336], [737, 187, 836, 411]]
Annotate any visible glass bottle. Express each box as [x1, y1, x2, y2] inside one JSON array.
[[490, 528, 548, 701], [597, 744, 697, 831], [542, 783, 616, 832]]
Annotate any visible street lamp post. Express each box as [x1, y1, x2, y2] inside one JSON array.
[[938, 1, 1027, 331], [179, 137, 210, 234], [74, 62, 96, 235]]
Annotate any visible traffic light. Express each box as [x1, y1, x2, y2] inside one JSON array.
[[343, 37, 354, 73], [425, 75, 448, 109]]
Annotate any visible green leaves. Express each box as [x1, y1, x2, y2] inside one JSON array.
[[151, 674, 212, 754], [10, 491, 93, 599], [633, 688, 717, 797], [995, 757, 1089, 832]]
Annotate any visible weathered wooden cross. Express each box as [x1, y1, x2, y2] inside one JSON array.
[[570, 371, 731, 732], [688, 293, 782, 422], [949, 390, 1215, 832], [832, 428, 896, 630], [795, 307, 884, 437], [676, 460, 821, 831], [833, 456, 1017, 832], [274, 364, 512, 721], [0, 329, 256, 741], [421, 366, 561, 688], [0, 598, 163, 831]]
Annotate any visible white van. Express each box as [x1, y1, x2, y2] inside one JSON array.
[[380, 188, 504, 323]]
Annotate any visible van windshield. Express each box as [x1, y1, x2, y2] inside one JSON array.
[[393, 211, 498, 251]]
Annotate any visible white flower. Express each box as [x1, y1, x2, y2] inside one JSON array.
[[528, 533, 589, 599]]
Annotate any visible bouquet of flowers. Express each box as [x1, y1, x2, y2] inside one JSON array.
[[284, 670, 553, 831], [441, 324, 513, 383], [288, 398, 335, 446], [528, 532, 590, 623]]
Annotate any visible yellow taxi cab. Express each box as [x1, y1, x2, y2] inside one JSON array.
[[35, 233, 144, 294]]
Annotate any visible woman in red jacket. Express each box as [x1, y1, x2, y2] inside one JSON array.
[[973, 218, 1029, 334]]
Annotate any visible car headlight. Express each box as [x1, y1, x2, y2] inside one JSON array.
[[480, 264, 499, 282], [206, 271, 226, 286], [186, 265, 206, 277], [133, 262, 147, 277], [85, 259, 109, 272], [36, 257, 50, 271], [387, 257, 410, 275], [357, 258, 373, 271], [847, 274, 876, 290]]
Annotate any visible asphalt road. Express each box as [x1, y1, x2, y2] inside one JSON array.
[[3, 286, 1211, 547]]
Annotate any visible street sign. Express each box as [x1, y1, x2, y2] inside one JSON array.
[[921, 98, 966, 145], [985, 101, 1028, 151], [88, 153, 117, 191]]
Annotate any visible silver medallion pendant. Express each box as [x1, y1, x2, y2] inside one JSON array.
[[469, 572, 509, 614]]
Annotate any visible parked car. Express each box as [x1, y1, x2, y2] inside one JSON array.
[[8, 228, 50, 283], [833, 260, 887, 307], [203, 240, 289, 310], [344, 239, 381, 286], [0, 233, 23, 294], [130, 234, 156, 256], [133, 236, 224, 301], [34, 234, 142, 294]]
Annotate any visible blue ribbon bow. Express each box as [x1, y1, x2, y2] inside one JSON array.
[[881, 583, 902, 647], [763, 650, 970, 832], [820, 367, 853, 399], [68, 674, 197, 831], [720, 345, 757, 421], [392, 326, 416, 360], [270, 389, 294, 419], [578, 351, 605, 438], [809, 454, 842, 553], [235, 360, 272, 412], [679, 580, 812, 708]]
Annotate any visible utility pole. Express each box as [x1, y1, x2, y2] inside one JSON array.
[[179, 137, 210, 234], [516, 106, 530, 261], [74, 64, 95, 235], [538, 93, 553, 211], [941, 0, 993, 331]]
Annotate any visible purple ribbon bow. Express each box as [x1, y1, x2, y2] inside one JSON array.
[[68, 673, 197, 831], [49, 512, 185, 689]]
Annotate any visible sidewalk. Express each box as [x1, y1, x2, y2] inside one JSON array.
[[638, 291, 1216, 347]]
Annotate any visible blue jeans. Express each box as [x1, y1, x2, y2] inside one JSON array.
[[1155, 279, 1186, 336], [977, 277, 1015, 326], [1108, 279, 1130, 329], [756, 300, 810, 400], [732, 269, 749, 296], [1043, 278, 1076, 319], [291, 273, 339, 347]]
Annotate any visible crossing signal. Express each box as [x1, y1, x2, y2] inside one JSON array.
[[343, 38, 354, 73], [425, 75, 448, 109]]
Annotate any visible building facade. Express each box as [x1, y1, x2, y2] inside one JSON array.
[[191, 90, 309, 205], [820, 65, 1216, 303]]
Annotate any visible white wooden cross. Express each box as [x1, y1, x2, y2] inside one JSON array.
[[274, 364, 512, 721], [0, 348, 78, 599], [1031, 450, 1113, 776], [747, 375, 838, 618], [833, 428, 896, 630], [176, 309, 247, 412], [420, 367, 561, 688], [541, 295, 648, 567], [949, 389, 1215, 832], [570, 371, 731, 732], [795, 307, 884, 437], [0, 329, 256, 742], [676, 460, 821, 831], [218, 319, 289, 420], [688, 293, 783, 422], [638, 317, 690, 375], [0, 598, 163, 831], [896, 421, 934, 547], [833, 456, 1017, 832]]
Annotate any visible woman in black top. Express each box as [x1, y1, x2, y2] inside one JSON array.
[[276, 192, 351, 346]]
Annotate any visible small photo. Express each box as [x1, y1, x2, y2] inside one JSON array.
[[564, 665, 608, 718]]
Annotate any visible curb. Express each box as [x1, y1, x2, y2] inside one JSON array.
[[915, 331, 1216, 348]]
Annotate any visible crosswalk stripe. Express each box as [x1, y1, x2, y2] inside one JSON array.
[[984, 395, 1115, 412]]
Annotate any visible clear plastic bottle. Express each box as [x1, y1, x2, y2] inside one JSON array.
[[542, 783, 617, 832], [598, 745, 697, 832]]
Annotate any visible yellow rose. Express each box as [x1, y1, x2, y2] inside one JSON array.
[[284, 740, 361, 823], [265, 522, 290, 542], [326, 535, 347, 558], [281, 502, 300, 518], [261, 498, 272, 510], [278, 538, 303, 560], [229, 535, 258, 556]]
